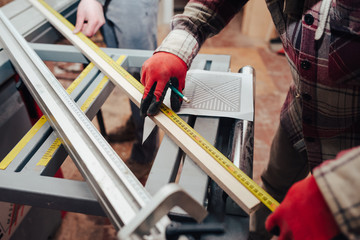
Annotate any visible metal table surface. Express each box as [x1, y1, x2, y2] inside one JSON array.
[[0, 43, 255, 239]]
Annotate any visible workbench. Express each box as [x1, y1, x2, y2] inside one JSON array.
[[0, 1, 255, 239], [0, 1, 78, 239]]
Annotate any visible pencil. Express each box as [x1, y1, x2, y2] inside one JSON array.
[[169, 84, 191, 103]]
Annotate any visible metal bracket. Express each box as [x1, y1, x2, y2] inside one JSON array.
[[118, 183, 208, 240]]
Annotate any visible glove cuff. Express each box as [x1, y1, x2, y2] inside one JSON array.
[[153, 51, 188, 71], [155, 29, 199, 69]]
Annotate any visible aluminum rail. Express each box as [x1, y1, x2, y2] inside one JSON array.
[[0, 9, 171, 238]]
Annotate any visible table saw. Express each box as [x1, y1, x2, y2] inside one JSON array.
[[0, 1, 256, 239]]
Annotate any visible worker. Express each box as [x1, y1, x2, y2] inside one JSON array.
[[140, 0, 360, 239], [73, 0, 159, 184]]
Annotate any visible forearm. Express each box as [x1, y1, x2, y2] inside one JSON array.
[[156, 0, 247, 68]]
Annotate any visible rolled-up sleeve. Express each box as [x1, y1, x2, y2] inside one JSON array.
[[156, 0, 247, 68], [314, 147, 360, 239]]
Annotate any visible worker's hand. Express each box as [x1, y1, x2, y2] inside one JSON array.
[[140, 52, 187, 117], [73, 0, 105, 37], [265, 176, 341, 240]]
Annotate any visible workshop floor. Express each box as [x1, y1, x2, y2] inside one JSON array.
[[30, 11, 291, 240]]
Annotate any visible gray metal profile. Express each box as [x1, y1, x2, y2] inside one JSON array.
[[232, 65, 256, 178], [0, 61, 112, 216], [0, 9, 172, 239], [0, 0, 79, 87], [1, 0, 79, 42], [0, 8, 149, 229]]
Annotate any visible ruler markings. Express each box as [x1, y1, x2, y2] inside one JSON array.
[[0, 62, 94, 170], [37, 56, 125, 166]]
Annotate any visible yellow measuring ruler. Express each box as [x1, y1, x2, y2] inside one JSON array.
[[2, 57, 124, 168], [32, 0, 279, 212], [37, 56, 126, 166], [0, 62, 94, 170], [161, 105, 279, 211]]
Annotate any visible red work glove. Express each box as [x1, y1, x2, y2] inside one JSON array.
[[140, 52, 187, 117], [265, 176, 341, 240]]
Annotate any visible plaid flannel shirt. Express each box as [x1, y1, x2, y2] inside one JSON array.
[[156, 0, 360, 238]]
